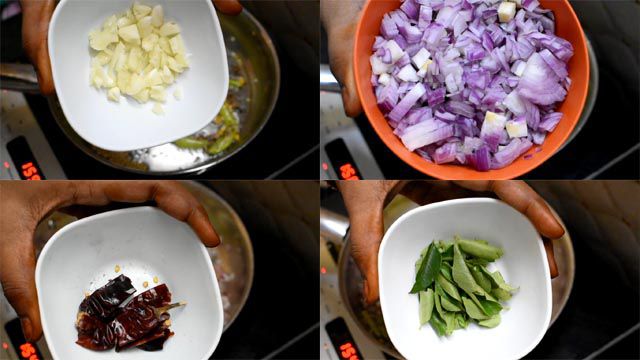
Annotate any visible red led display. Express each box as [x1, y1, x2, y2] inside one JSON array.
[[339, 342, 360, 360], [339, 164, 360, 180], [325, 138, 362, 180], [21, 162, 42, 180], [4, 318, 43, 360], [7, 136, 46, 180], [19, 343, 40, 360], [325, 317, 363, 360]]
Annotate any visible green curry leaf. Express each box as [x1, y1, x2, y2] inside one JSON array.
[[410, 243, 442, 293]]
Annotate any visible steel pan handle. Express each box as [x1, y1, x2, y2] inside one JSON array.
[[320, 207, 349, 244], [0, 63, 41, 93], [319, 64, 341, 93]]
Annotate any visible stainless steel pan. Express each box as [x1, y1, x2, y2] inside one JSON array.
[[320, 196, 575, 358], [1, 10, 279, 175]]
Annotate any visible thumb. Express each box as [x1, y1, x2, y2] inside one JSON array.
[[0, 235, 42, 342], [20, 0, 55, 95], [340, 66, 363, 118], [35, 47, 55, 95], [349, 210, 385, 304], [326, 16, 363, 118]]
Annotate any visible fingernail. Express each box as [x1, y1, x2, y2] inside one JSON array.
[[20, 317, 33, 342]]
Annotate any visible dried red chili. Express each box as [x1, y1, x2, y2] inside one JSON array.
[[125, 284, 172, 310], [75, 276, 181, 353], [78, 275, 136, 321]]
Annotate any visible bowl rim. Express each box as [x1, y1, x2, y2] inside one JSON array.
[[354, 0, 590, 179], [378, 197, 552, 359], [35, 206, 223, 360], [47, 0, 229, 152]]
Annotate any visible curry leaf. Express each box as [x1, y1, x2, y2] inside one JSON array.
[[478, 314, 501, 328], [410, 243, 442, 293], [461, 296, 489, 320], [440, 262, 453, 282], [419, 289, 434, 326], [437, 273, 462, 301], [456, 237, 504, 261], [452, 243, 483, 295], [440, 294, 462, 312], [429, 312, 447, 336], [469, 265, 493, 293]]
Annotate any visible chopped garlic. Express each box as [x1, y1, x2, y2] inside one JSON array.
[[411, 48, 431, 70], [115, 264, 121, 273], [107, 87, 121, 102], [498, 2, 516, 23], [137, 16, 153, 38], [416, 59, 433, 78], [484, 111, 508, 127], [506, 119, 528, 138], [159, 22, 181, 37], [118, 24, 140, 44], [153, 276, 159, 284], [152, 102, 164, 115], [150, 86, 166, 102], [89, 2, 189, 114], [173, 86, 183, 100], [132, 2, 152, 19], [480, 111, 508, 138], [151, 5, 164, 27]]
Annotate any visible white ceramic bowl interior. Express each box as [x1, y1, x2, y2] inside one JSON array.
[[35, 206, 223, 360], [48, 0, 228, 151], [378, 198, 551, 360]]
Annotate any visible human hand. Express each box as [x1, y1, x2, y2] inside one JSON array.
[[19, 0, 242, 95], [21, 0, 55, 95], [337, 180, 564, 304], [0, 181, 220, 342], [321, 0, 365, 117]]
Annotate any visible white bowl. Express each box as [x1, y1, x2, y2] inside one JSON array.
[[48, 0, 228, 151], [35, 206, 223, 360], [378, 198, 551, 360]]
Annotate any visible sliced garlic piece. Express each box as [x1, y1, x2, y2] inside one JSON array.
[[107, 87, 121, 102], [152, 102, 164, 115], [159, 22, 180, 37], [118, 24, 140, 44], [151, 5, 164, 27], [173, 86, 183, 100]]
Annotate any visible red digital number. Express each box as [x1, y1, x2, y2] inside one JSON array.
[[339, 342, 359, 360], [339, 164, 359, 180], [19, 343, 39, 359], [20, 162, 40, 180]]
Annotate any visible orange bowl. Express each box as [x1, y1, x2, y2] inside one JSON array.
[[354, 0, 589, 179]]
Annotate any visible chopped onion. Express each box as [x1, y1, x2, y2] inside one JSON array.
[[371, 0, 573, 171]]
